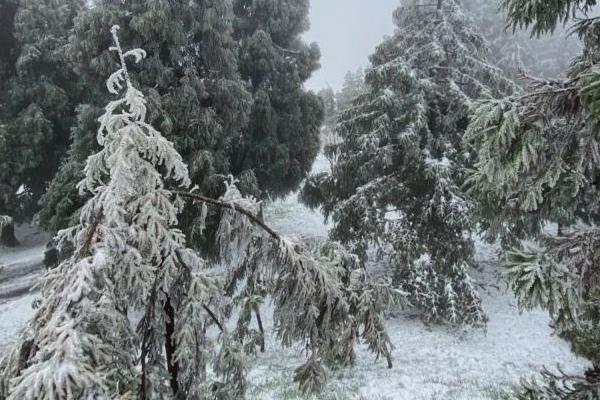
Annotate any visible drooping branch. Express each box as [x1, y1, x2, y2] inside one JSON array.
[[173, 248, 225, 333], [171, 191, 281, 242]]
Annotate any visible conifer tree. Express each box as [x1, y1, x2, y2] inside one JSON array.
[[0, 0, 83, 220], [0, 26, 396, 398], [318, 87, 337, 137], [231, 0, 324, 197], [336, 69, 367, 116], [38, 0, 253, 239], [302, 0, 516, 325], [466, 0, 600, 397]]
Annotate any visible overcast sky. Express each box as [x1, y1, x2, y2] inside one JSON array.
[[304, 1, 399, 91]]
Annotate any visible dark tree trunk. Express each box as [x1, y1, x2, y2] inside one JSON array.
[[253, 306, 265, 353], [557, 222, 564, 236], [0, 218, 18, 247], [164, 297, 179, 395]]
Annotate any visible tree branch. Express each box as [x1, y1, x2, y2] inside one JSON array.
[[202, 304, 225, 334], [173, 248, 225, 334], [171, 191, 281, 242]]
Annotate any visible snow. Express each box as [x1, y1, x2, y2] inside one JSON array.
[[0, 155, 590, 399], [0, 294, 36, 354], [244, 267, 588, 400], [0, 224, 48, 299]]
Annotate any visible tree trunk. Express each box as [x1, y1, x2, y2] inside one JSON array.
[[0, 217, 18, 247], [557, 222, 564, 236], [164, 297, 179, 396], [253, 306, 265, 353]]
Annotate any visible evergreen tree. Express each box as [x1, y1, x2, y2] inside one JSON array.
[[317, 87, 342, 167], [466, 0, 600, 397], [0, 0, 83, 221], [327, 70, 368, 166], [0, 27, 396, 398], [231, 0, 324, 197], [335, 69, 367, 116], [318, 86, 337, 137], [37, 0, 253, 242], [302, 0, 515, 325]]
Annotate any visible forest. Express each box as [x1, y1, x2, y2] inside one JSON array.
[[0, 0, 598, 399]]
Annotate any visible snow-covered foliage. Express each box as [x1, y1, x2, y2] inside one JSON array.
[[466, 0, 600, 397], [212, 179, 402, 393], [302, 0, 516, 326], [0, 26, 231, 399]]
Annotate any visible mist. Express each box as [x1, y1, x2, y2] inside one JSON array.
[[304, 0, 399, 91]]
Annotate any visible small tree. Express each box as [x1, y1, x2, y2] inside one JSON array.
[[0, 25, 397, 399], [302, 0, 515, 326]]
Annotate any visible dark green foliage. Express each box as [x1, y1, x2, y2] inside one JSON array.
[[303, 0, 515, 326], [37, 105, 99, 232], [38, 0, 323, 251], [501, 0, 598, 36], [39, 0, 254, 242], [231, 0, 323, 198], [0, 0, 83, 221]]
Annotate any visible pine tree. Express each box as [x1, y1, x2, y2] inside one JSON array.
[[0, 0, 83, 221], [466, 0, 600, 397], [302, 0, 516, 326], [231, 0, 324, 197], [0, 26, 396, 398]]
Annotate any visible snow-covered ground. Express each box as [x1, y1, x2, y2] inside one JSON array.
[[0, 154, 590, 399], [0, 225, 48, 299]]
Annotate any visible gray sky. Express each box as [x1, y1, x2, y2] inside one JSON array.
[[304, 1, 399, 91]]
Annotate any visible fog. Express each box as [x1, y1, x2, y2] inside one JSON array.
[[304, 1, 399, 91]]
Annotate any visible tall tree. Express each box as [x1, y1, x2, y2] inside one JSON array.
[[302, 0, 516, 325], [0, 0, 83, 221], [38, 0, 253, 244], [466, 0, 600, 397], [231, 0, 324, 197]]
